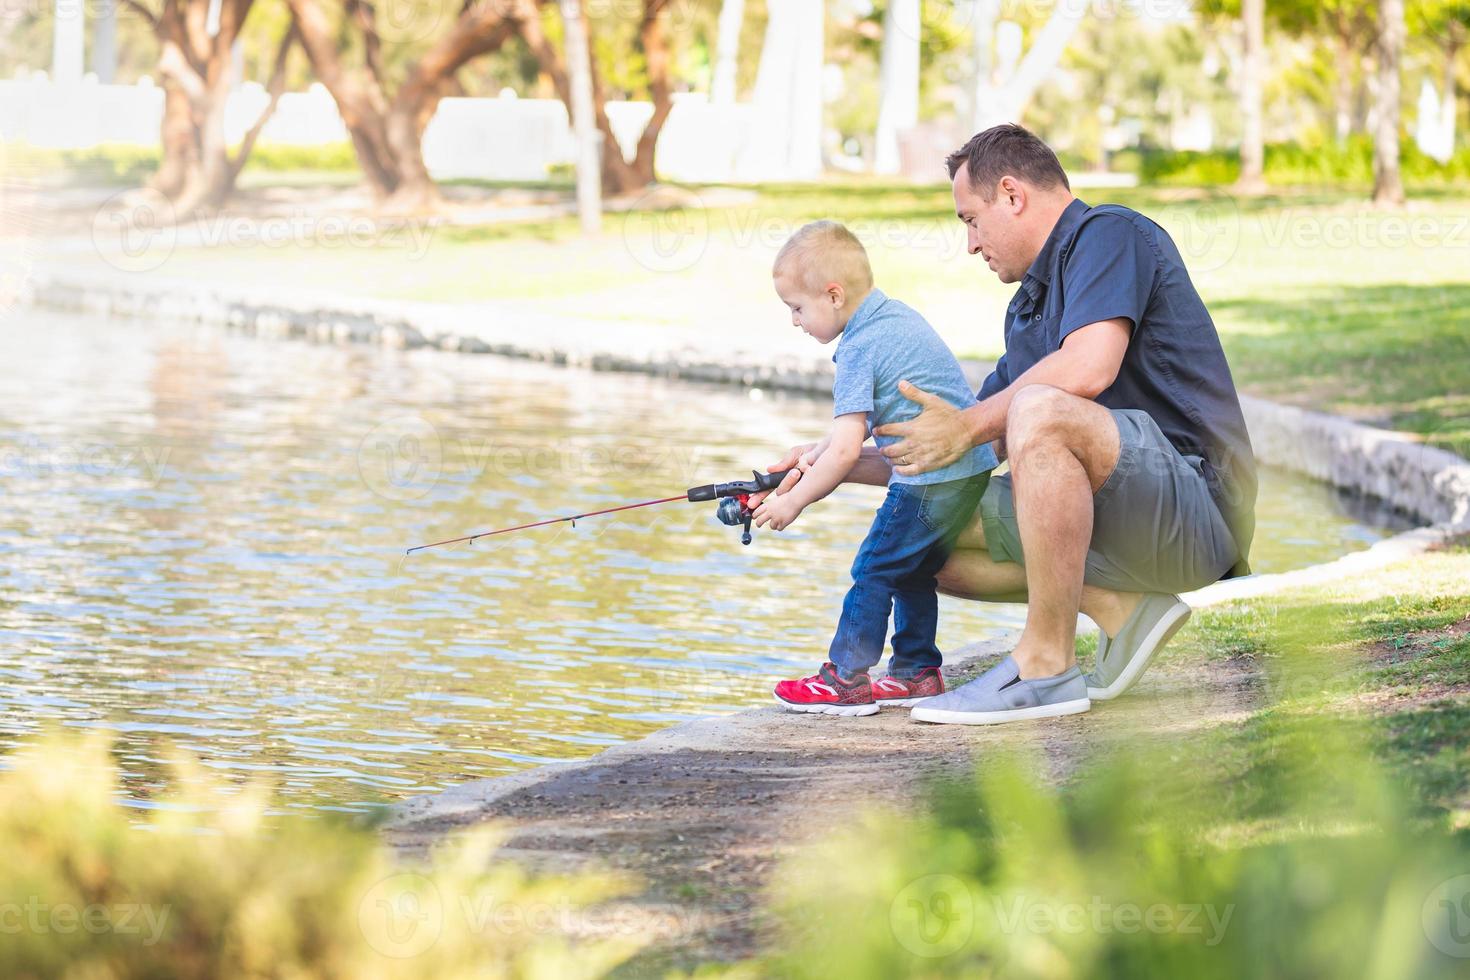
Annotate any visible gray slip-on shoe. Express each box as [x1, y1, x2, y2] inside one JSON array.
[[1085, 593, 1192, 701], [911, 656, 1090, 726]]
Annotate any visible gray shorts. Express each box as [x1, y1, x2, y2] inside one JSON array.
[[978, 409, 1238, 594]]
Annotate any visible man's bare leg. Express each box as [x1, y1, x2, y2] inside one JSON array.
[[838, 438, 1144, 652], [938, 518, 1141, 637], [1000, 384, 1130, 679]]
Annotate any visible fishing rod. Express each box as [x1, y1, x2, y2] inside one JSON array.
[[405, 469, 795, 555]]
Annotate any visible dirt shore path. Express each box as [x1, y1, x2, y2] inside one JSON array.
[[384, 635, 1262, 971]]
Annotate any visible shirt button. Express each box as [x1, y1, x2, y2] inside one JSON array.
[[1033, 314, 1041, 321]]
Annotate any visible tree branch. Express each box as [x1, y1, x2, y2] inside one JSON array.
[[120, 0, 159, 29], [228, 21, 299, 183]]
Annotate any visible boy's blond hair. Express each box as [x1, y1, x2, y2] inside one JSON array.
[[773, 220, 874, 297]]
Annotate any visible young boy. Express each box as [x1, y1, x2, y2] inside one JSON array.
[[753, 221, 997, 716]]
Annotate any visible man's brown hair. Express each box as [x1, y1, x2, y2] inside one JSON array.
[[945, 124, 1070, 201]]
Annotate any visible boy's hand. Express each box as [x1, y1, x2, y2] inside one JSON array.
[[747, 443, 817, 508], [752, 490, 804, 531]]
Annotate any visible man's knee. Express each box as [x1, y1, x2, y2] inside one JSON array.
[[1006, 384, 1074, 457], [1006, 384, 1119, 491]]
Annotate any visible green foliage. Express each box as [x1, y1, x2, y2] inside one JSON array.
[[1138, 137, 1470, 186], [0, 732, 643, 978], [243, 141, 361, 173], [767, 742, 1466, 977], [764, 647, 1468, 978], [1, 141, 362, 185]]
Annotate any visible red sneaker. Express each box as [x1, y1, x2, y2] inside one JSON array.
[[773, 663, 878, 716], [871, 667, 945, 708]]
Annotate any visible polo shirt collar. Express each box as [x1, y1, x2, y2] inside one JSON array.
[[840, 287, 887, 341], [1018, 197, 1089, 300]]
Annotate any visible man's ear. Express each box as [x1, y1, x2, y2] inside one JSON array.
[[998, 176, 1025, 214], [827, 282, 846, 308]]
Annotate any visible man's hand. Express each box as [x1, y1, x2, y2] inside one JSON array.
[[873, 381, 975, 477], [747, 442, 817, 508], [752, 488, 804, 531]]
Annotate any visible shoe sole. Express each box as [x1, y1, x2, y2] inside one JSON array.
[[910, 697, 1091, 726], [875, 695, 938, 709], [772, 693, 879, 717], [1086, 602, 1192, 701]]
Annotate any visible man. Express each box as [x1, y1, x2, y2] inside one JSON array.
[[757, 124, 1257, 725]]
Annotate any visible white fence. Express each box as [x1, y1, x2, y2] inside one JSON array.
[[0, 76, 767, 183]]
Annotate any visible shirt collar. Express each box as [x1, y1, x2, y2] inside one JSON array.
[[1017, 198, 1089, 300], [839, 287, 887, 342]]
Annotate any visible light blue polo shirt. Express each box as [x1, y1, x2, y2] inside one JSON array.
[[832, 288, 997, 486]]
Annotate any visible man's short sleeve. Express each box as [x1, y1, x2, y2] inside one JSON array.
[[976, 351, 1012, 402], [1058, 215, 1156, 342], [832, 344, 875, 417]]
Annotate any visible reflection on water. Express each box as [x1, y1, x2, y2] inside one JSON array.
[[0, 310, 1404, 813]]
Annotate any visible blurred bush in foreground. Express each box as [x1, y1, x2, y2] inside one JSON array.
[[767, 596, 1470, 980], [0, 732, 642, 979]]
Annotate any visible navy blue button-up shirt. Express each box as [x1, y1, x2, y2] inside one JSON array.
[[977, 198, 1257, 577]]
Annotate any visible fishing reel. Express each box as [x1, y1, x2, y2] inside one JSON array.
[[686, 469, 794, 546]]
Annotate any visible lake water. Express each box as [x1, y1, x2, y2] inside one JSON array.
[[0, 310, 1410, 815]]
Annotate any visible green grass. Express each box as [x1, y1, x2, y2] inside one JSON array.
[[103, 176, 1470, 449]]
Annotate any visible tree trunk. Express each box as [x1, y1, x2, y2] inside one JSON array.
[[874, 0, 920, 175], [284, 0, 400, 200], [1442, 36, 1461, 158], [521, 0, 672, 196], [286, 0, 530, 211], [1372, 0, 1405, 205], [626, 0, 674, 188], [711, 0, 744, 105], [971, 2, 1084, 130], [1235, 0, 1266, 194], [151, 78, 196, 199], [148, 0, 281, 216], [969, 0, 999, 132], [1333, 27, 1354, 145], [559, 0, 601, 233]]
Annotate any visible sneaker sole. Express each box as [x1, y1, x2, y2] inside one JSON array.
[[875, 695, 938, 709], [1086, 602, 1192, 701], [772, 693, 879, 717], [910, 697, 1091, 726]]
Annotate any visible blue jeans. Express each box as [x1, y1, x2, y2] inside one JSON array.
[[828, 473, 989, 679]]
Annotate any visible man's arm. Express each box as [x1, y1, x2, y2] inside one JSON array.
[[874, 317, 1132, 476]]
